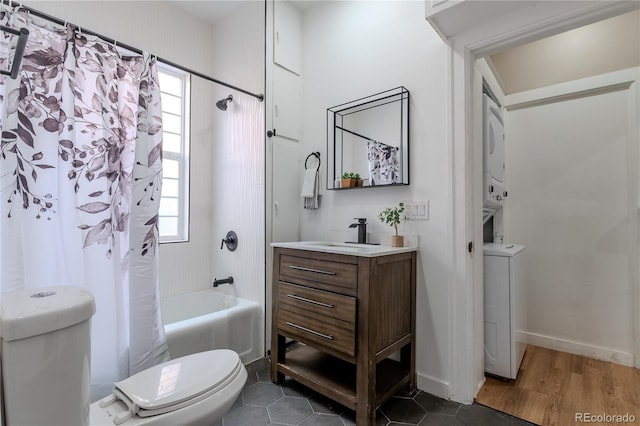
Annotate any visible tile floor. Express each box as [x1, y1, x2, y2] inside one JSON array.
[[215, 358, 535, 426]]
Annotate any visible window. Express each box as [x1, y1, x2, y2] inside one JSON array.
[[157, 65, 190, 242]]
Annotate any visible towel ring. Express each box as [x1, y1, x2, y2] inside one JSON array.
[[305, 152, 321, 172]]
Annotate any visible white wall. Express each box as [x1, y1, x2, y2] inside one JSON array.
[[503, 69, 639, 365], [21, 1, 215, 73], [298, 1, 452, 396]]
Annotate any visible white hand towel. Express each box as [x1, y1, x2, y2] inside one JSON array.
[[301, 169, 317, 198]]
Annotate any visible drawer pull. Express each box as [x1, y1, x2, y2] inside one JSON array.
[[286, 321, 334, 340], [287, 294, 334, 308], [289, 265, 337, 276]]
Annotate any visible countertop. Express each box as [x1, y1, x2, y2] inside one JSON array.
[[271, 241, 418, 257]]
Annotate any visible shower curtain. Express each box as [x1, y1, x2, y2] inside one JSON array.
[[367, 140, 400, 186], [0, 8, 169, 399]]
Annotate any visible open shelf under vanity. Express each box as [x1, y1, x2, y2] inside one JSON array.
[[276, 343, 412, 410]]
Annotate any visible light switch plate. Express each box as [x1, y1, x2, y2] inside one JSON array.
[[404, 201, 429, 221]]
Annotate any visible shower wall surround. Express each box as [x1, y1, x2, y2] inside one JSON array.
[[209, 2, 265, 309]]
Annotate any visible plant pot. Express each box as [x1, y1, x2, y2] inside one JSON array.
[[356, 179, 364, 187], [341, 178, 355, 188], [391, 235, 404, 247]]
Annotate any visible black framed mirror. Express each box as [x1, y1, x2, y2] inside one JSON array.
[[326, 87, 409, 190]]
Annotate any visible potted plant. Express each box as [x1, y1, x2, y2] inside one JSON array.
[[341, 172, 356, 188], [353, 172, 364, 187], [378, 202, 405, 247]]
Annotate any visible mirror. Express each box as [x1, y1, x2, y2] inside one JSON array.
[[326, 87, 409, 190]]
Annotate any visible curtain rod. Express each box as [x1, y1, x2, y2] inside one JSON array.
[[335, 125, 396, 149], [0, 24, 28, 78], [0, 0, 264, 101]]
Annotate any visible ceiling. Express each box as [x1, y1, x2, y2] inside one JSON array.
[[488, 9, 640, 94]]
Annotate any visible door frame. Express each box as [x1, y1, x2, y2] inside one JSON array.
[[446, 0, 640, 403]]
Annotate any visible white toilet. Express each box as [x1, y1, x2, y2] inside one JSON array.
[[0, 286, 246, 426]]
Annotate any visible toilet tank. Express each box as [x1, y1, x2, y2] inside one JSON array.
[[1, 286, 95, 426]]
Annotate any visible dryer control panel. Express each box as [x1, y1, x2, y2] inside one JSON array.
[[483, 94, 507, 207]]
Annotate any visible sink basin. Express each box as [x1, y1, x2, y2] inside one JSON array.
[[299, 241, 380, 251], [271, 241, 417, 257], [308, 242, 373, 249]]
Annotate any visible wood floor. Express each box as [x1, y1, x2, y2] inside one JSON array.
[[476, 345, 640, 425]]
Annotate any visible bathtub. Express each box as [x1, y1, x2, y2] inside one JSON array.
[[161, 289, 262, 364]]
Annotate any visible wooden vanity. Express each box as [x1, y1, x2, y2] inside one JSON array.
[[271, 242, 417, 425]]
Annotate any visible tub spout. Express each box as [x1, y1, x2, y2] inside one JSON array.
[[213, 276, 234, 287]]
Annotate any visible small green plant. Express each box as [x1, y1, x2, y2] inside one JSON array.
[[378, 202, 405, 236], [341, 172, 360, 179]]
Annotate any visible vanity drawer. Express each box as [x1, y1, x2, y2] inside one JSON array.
[[278, 282, 356, 324], [280, 255, 357, 292], [277, 308, 355, 357]]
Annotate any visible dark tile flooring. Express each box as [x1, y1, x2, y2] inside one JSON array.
[[216, 358, 535, 426]]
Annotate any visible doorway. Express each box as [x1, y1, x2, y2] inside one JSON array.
[[444, 0, 640, 406], [475, 51, 640, 422]]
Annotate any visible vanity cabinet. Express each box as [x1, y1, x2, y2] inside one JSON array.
[[271, 246, 417, 425]]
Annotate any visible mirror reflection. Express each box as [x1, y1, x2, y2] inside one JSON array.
[[327, 87, 409, 190]]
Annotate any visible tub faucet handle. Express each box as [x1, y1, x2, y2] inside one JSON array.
[[221, 230, 238, 251]]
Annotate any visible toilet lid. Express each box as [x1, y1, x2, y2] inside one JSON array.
[[113, 349, 242, 418]]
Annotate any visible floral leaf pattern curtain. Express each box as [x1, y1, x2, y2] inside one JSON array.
[[0, 8, 168, 399], [367, 140, 400, 186]]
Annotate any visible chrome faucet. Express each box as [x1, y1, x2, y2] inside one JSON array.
[[348, 218, 367, 244]]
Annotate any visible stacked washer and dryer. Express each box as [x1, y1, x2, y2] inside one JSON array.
[[483, 93, 507, 210], [482, 93, 527, 380]]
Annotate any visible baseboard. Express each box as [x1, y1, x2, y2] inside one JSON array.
[[416, 372, 450, 400], [524, 332, 634, 367], [476, 376, 486, 395]]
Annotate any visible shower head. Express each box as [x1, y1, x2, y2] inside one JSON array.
[[216, 95, 233, 111]]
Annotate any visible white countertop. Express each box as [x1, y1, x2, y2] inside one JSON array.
[[271, 241, 417, 257]]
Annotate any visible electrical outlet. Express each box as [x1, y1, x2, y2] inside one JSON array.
[[404, 201, 429, 221]]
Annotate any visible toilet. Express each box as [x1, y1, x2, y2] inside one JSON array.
[[0, 286, 246, 426]]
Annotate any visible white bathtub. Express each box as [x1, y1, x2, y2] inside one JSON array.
[[161, 289, 262, 364]]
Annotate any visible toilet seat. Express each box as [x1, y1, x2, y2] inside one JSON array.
[[97, 349, 242, 425]]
